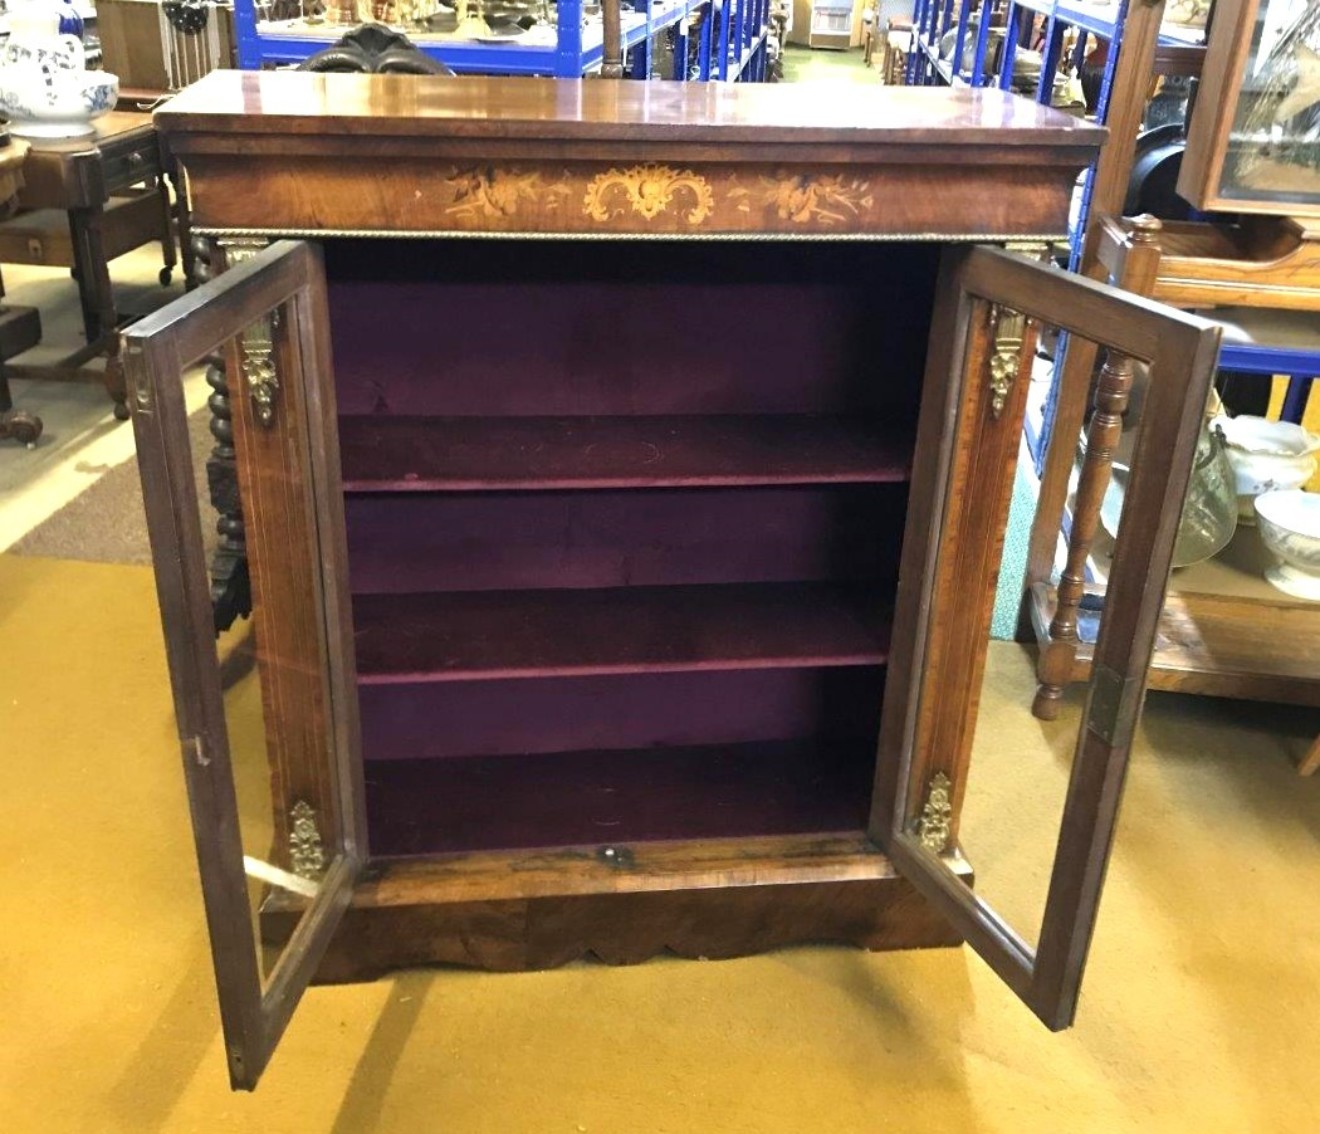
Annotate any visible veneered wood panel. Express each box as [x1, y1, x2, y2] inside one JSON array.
[[870, 251, 1040, 844], [178, 155, 1080, 239], [156, 74, 1101, 237]]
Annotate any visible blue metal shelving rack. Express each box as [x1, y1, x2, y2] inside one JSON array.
[[907, 0, 1198, 260], [236, 0, 771, 79], [905, 0, 1209, 469]]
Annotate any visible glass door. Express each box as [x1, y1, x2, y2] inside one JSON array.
[[877, 245, 1222, 1029], [126, 241, 364, 1089]]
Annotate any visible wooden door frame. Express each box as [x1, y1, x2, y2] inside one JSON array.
[[125, 240, 365, 1089], [872, 245, 1221, 1029]]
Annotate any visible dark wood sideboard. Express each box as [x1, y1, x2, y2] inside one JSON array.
[[126, 72, 1220, 1090]]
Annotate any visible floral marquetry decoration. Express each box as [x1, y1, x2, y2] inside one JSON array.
[[766, 174, 875, 225], [583, 164, 716, 225], [445, 166, 567, 222]]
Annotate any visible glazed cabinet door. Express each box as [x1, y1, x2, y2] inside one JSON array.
[[126, 241, 364, 1089], [873, 245, 1221, 1030]]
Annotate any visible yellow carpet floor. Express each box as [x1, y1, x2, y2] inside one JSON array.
[[2, 552, 1318, 1133]]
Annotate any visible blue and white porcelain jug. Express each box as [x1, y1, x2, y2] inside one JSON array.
[[0, 0, 117, 138]]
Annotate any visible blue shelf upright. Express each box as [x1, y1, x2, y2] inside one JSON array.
[[235, 0, 769, 79]]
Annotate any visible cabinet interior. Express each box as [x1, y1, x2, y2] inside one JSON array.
[[323, 238, 940, 857]]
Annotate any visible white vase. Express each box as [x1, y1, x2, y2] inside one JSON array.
[[0, 0, 117, 139]]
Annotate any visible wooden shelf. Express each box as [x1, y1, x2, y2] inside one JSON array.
[[354, 583, 891, 684], [339, 415, 910, 493], [362, 739, 877, 856], [353, 832, 904, 905], [1029, 523, 1320, 704]]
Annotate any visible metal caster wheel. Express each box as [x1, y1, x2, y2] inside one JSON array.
[[160, 267, 173, 286]]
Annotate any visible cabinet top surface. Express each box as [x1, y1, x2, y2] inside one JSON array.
[[158, 71, 1103, 149]]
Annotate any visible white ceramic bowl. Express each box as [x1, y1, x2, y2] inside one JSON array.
[[1254, 490, 1320, 600], [1214, 415, 1320, 522], [0, 68, 118, 138]]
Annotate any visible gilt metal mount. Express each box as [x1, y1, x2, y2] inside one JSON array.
[[240, 309, 281, 428], [289, 800, 326, 880], [987, 306, 1028, 420], [915, 772, 953, 853]]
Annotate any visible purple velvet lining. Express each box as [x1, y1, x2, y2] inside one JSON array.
[[321, 237, 932, 853], [339, 414, 912, 492], [330, 280, 875, 417], [345, 485, 904, 595], [365, 738, 877, 856], [357, 666, 884, 761]]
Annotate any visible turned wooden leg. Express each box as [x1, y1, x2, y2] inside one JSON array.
[[193, 240, 253, 632], [206, 350, 252, 632], [1297, 734, 1320, 777], [1033, 347, 1136, 720], [69, 203, 129, 420], [156, 175, 178, 287]]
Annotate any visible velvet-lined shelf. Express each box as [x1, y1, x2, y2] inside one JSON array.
[[353, 583, 891, 683], [339, 415, 912, 492]]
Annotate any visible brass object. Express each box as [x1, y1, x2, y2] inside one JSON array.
[[987, 305, 1027, 419], [915, 772, 953, 853], [217, 238, 281, 429], [289, 800, 326, 880], [584, 165, 716, 225], [1086, 664, 1143, 749], [216, 237, 270, 266], [239, 307, 281, 428], [1004, 239, 1054, 261], [195, 225, 1073, 244]]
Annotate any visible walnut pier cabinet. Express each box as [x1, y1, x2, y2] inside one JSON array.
[[129, 72, 1221, 1090]]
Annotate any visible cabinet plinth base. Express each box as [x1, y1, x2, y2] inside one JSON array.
[[310, 875, 965, 981], [268, 834, 971, 981]]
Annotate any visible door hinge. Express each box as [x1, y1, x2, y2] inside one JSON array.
[[915, 772, 953, 853], [289, 799, 326, 880], [987, 305, 1028, 420], [1087, 664, 1143, 750], [125, 343, 152, 414]]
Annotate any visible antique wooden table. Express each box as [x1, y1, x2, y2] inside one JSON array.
[[0, 112, 179, 418]]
